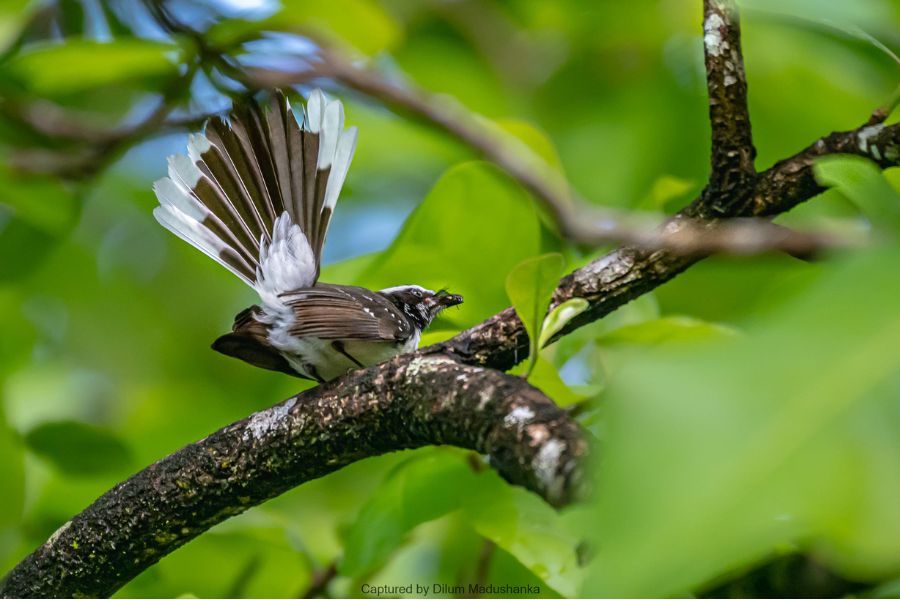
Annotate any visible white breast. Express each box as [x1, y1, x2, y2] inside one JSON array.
[[265, 310, 420, 381]]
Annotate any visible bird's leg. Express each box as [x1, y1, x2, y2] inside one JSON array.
[[332, 341, 364, 368]]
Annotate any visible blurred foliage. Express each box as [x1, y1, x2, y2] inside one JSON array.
[[0, 0, 899, 598], [581, 240, 900, 596], [505, 252, 565, 376]]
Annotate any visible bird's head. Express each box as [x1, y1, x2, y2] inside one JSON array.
[[379, 285, 464, 330]]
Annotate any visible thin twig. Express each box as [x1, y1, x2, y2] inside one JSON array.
[[301, 561, 338, 599], [473, 540, 496, 593], [869, 83, 900, 125], [0, 4, 854, 257], [242, 51, 851, 257]]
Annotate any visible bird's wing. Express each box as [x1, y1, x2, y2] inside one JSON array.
[[152, 89, 358, 294], [281, 285, 413, 341], [210, 305, 307, 379]]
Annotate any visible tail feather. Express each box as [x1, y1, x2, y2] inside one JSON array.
[[256, 213, 316, 310], [235, 102, 287, 219], [153, 201, 256, 285], [166, 155, 258, 267], [320, 126, 358, 257], [199, 122, 271, 241], [152, 89, 358, 297]]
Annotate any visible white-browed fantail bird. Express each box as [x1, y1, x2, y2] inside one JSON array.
[[152, 89, 463, 382]]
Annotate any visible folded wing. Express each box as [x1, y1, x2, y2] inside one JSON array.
[[152, 89, 358, 300], [281, 284, 413, 342]]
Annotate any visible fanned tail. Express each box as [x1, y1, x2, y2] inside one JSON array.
[[152, 89, 359, 298]]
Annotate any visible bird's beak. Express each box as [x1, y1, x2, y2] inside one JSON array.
[[438, 292, 464, 307], [427, 290, 464, 315]]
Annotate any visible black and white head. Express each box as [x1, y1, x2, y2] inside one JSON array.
[[379, 285, 464, 331]]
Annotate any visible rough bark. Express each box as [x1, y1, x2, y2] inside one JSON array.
[[702, 0, 756, 205], [1, 356, 586, 597]]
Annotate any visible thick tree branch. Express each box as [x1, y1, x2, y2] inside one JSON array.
[[0, 356, 586, 597]]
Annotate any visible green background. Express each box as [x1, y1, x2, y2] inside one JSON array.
[[1, 0, 900, 597]]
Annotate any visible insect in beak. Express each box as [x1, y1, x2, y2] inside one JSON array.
[[426, 290, 464, 314]]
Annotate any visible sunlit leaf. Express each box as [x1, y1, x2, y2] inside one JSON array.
[[539, 297, 589, 349], [495, 119, 573, 226], [506, 253, 565, 376], [24, 420, 132, 476], [741, 0, 900, 63], [496, 119, 565, 172], [319, 251, 377, 284], [462, 470, 583, 597], [358, 162, 542, 327], [814, 155, 900, 230], [638, 175, 697, 212], [598, 316, 738, 346], [276, 0, 400, 55], [0, 0, 31, 53], [339, 450, 478, 578], [0, 406, 24, 569], [514, 354, 596, 407], [340, 448, 582, 594], [0, 168, 80, 234], [1, 40, 179, 95]]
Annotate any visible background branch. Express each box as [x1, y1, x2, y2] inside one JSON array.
[[245, 47, 849, 257], [2, 25, 847, 257]]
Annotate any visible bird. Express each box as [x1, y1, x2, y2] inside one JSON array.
[[152, 89, 463, 382]]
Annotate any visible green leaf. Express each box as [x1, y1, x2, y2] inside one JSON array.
[[0, 166, 79, 283], [0, 168, 80, 234], [462, 470, 583, 597], [136, 528, 311, 598], [539, 297, 590, 349], [519, 354, 597, 407], [496, 119, 565, 172], [339, 450, 478, 578], [1, 40, 179, 95], [0, 291, 35, 378], [357, 162, 543, 328], [0, 0, 31, 53], [505, 253, 565, 377], [740, 0, 899, 63], [581, 245, 900, 597], [276, 0, 400, 55], [638, 175, 696, 212], [814, 155, 900, 230], [24, 420, 132, 476], [0, 407, 24, 568], [340, 449, 583, 594], [597, 316, 738, 346]]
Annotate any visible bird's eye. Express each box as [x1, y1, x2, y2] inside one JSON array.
[[413, 290, 422, 299]]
